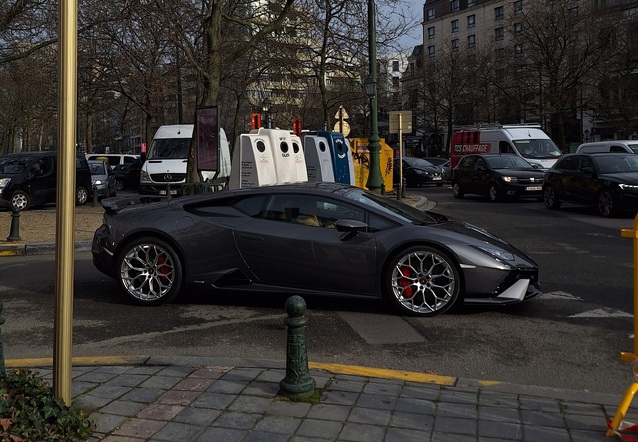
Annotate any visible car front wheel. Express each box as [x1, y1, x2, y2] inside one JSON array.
[[452, 182, 464, 198], [116, 179, 125, 191], [10, 191, 30, 211], [76, 186, 88, 206], [597, 189, 617, 217], [488, 184, 500, 202], [116, 237, 183, 306], [543, 186, 561, 209], [385, 245, 461, 317]]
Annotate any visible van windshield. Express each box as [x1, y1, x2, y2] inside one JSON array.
[[0, 157, 31, 174], [513, 139, 562, 159], [149, 138, 191, 159]]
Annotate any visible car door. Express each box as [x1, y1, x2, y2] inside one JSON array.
[[454, 156, 476, 193], [472, 157, 490, 195], [574, 156, 599, 203], [28, 156, 56, 205], [233, 194, 377, 295], [551, 156, 579, 201]]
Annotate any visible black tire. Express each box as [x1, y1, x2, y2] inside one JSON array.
[[76, 186, 89, 206], [488, 184, 500, 202], [452, 182, 464, 198], [597, 189, 617, 217], [10, 191, 30, 211], [116, 179, 125, 192], [384, 245, 461, 317], [543, 186, 561, 209], [116, 237, 183, 306]]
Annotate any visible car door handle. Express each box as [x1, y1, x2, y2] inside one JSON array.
[[237, 233, 264, 242]]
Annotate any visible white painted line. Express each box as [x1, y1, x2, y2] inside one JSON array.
[[542, 291, 582, 301], [337, 312, 425, 345], [569, 308, 633, 318]]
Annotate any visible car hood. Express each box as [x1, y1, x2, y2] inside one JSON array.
[[408, 166, 440, 173], [599, 172, 638, 184], [493, 169, 545, 178]]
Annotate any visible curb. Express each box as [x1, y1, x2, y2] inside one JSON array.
[[5, 355, 621, 405], [0, 240, 92, 256]]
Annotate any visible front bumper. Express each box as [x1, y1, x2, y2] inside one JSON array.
[[462, 264, 541, 305], [138, 183, 183, 197], [92, 225, 115, 278]]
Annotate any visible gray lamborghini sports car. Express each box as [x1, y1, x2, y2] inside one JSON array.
[[92, 182, 541, 317]]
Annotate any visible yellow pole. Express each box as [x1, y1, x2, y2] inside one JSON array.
[[54, 0, 77, 405], [620, 214, 638, 356]]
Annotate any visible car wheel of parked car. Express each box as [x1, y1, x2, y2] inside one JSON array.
[[116, 237, 183, 306], [10, 191, 30, 211], [116, 179, 125, 191], [385, 245, 461, 317], [543, 186, 561, 209], [76, 186, 89, 206], [597, 189, 617, 217], [488, 184, 500, 202], [452, 182, 464, 199]]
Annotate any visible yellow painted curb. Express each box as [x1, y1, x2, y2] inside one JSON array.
[[0, 245, 25, 256], [6, 356, 148, 368], [309, 362, 457, 386]]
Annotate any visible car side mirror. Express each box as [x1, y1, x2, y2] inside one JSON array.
[[335, 219, 368, 240], [581, 166, 595, 175]]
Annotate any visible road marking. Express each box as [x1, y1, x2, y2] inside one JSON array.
[[542, 291, 582, 301], [337, 312, 425, 345], [569, 308, 633, 318], [309, 362, 456, 385]]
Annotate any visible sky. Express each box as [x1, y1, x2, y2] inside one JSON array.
[[391, 0, 424, 51]]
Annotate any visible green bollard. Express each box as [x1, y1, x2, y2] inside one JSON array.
[[7, 205, 21, 242], [279, 295, 316, 397], [0, 299, 5, 374]]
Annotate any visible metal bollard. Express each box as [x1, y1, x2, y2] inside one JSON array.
[[92, 185, 99, 206], [279, 295, 315, 397], [7, 205, 21, 242]]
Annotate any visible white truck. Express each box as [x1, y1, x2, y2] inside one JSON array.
[[450, 124, 563, 170], [138, 124, 231, 196]]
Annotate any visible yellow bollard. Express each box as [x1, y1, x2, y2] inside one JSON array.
[[607, 213, 638, 436]]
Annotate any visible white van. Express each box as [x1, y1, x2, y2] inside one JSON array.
[[138, 124, 231, 196], [576, 140, 638, 154], [86, 153, 139, 169], [450, 124, 563, 170]]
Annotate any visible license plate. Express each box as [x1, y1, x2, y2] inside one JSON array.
[[159, 190, 178, 195], [432, 177, 442, 180], [526, 186, 542, 191]]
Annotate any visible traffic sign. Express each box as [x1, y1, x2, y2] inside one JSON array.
[[389, 111, 412, 134], [334, 120, 351, 137], [335, 106, 349, 120]]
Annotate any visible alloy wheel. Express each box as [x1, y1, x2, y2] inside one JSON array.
[[120, 242, 177, 303]]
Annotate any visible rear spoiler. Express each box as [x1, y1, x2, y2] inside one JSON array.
[[100, 196, 167, 215]]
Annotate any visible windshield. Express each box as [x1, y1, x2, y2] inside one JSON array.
[[627, 144, 638, 154], [486, 156, 533, 169], [0, 157, 31, 174], [89, 162, 107, 175], [404, 157, 434, 168], [513, 139, 562, 159], [594, 155, 638, 173], [343, 187, 445, 225], [149, 138, 191, 159]]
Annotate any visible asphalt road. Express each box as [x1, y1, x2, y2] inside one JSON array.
[[0, 185, 636, 396]]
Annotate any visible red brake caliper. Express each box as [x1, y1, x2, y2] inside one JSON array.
[[399, 265, 413, 298], [157, 254, 170, 276]]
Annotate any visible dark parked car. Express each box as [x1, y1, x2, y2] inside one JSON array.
[[543, 152, 638, 217], [452, 154, 545, 202], [0, 151, 92, 210], [114, 159, 143, 191], [92, 182, 541, 317], [394, 157, 444, 187], [89, 159, 117, 199], [420, 157, 451, 182]]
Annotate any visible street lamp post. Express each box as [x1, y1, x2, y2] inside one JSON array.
[[365, 0, 384, 193], [262, 98, 273, 129]]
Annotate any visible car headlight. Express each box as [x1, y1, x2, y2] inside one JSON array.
[[94, 180, 103, 185], [0, 178, 10, 188], [415, 170, 429, 175], [475, 246, 515, 262], [140, 170, 150, 183], [619, 184, 638, 190], [501, 176, 519, 183]]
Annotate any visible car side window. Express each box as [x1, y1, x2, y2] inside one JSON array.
[[475, 158, 486, 171], [579, 157, 595, 172], [499, 141, 513, 154], [233, 195, 268, 217], [263, 195, 364, 229], [556, 156, 578, 171]]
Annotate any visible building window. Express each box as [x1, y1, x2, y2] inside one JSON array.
[[468, 0, 475, 6], [496, 69, 505, 81], [514, 0, 523, 14], [495, 6, 504, 20], [467, 14, 475, 28], [392, 77, 400, 88], [392, 60, 400, 72], [495, 27, 504, 41], [428, 26, 435, 39], [451, 19, 459, 32], [514, 22, 522, 36], [428, 8, 435, 20], [452, 39, 460, 51], [495, 47, 504, 61], [451, 0, 459, 11], [514, 44, 523, 57], [467, 34, 476, 47], [428, 45, 435, 57], [468, 54, 476, 65]]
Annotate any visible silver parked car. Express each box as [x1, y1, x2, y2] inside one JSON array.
[[88, 160, 117, 199]]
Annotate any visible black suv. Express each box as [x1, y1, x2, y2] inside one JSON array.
[[0, 151, 93, 210]]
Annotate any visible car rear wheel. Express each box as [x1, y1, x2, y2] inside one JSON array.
[[116, 179, 125, 191], [116, 237, 183, 306], [76, 186, 88, 206], [452, 182, 464, 198], [597, 189, 617, 217], [10, 191, 30, 211], [385, 245, 461, 317], [543, 186, 561, 209]]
